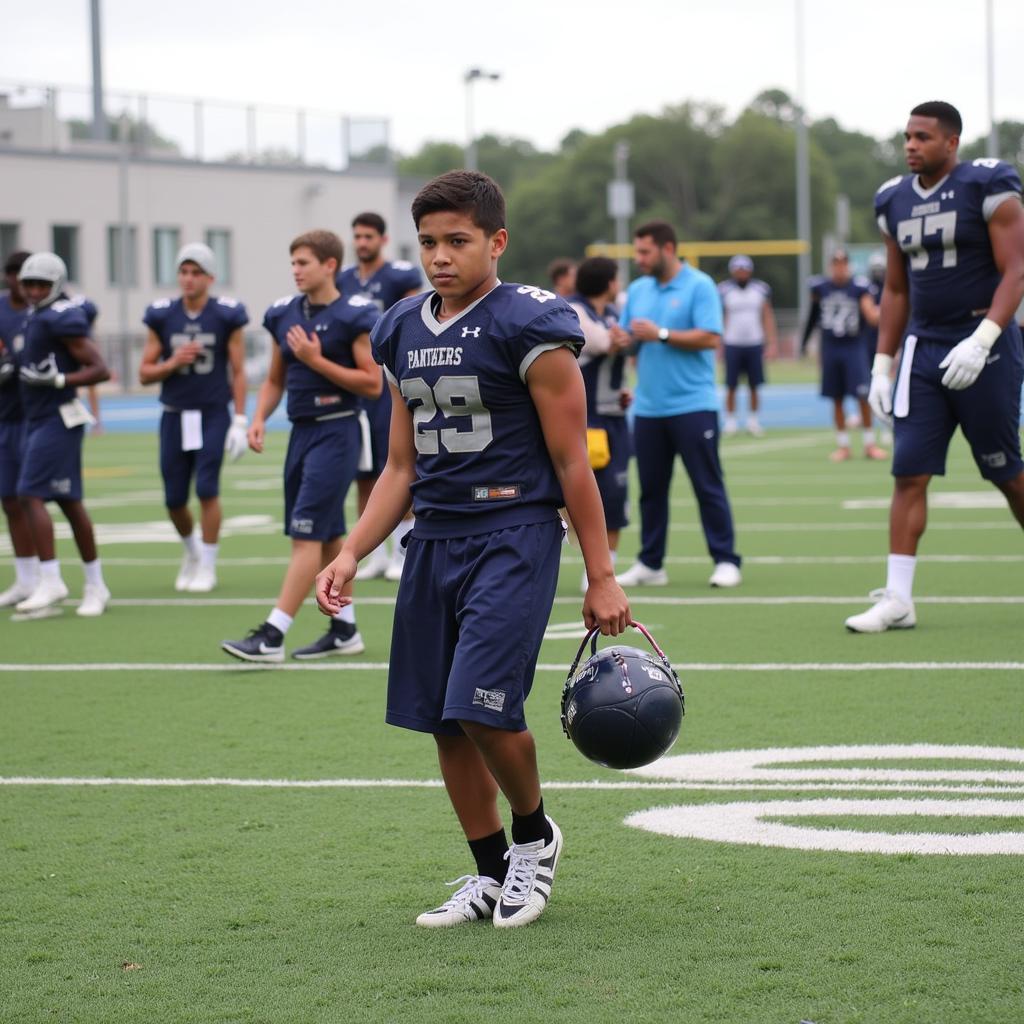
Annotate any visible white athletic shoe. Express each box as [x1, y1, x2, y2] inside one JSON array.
[[844, 589, 916, 633], [0, 580, 35, 607], [355, 551, 389, 581], [175, 553, 200, 592], [746, 419, 765, 437], [709, 562, 742, 588], [77, 583, 111, 617], [186, 565, 217, 593], [493, 818, 563, 929], [722, 417, 739, 437], [415, 875, 503, 928], [383, 552, 406, 582], [15, 577, 69, 613], [615, 561, 669, 587]]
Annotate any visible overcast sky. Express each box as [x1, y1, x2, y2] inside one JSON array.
[[2, 0, 1022, 156]]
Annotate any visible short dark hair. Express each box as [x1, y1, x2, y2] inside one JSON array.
[[634, 220, 677, 250], [411, 170, 506, 235], [3, 250, 30, 276], [910, 101, 962, 137], [289, 230, 344, 268], [547, 258, 576, 286], [352, 212, 386, 235], [575, 257, 618, 298]]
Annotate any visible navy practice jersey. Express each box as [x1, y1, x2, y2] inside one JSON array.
[[811, 276, 870, 342], [68, 294, 98, 328], [0, 293, 29, 422], [372, 282, 584, 536], [263, 293, 379, 422], [571, 295, 626, 419], [875, 159, 1023, 342], [143, 296, 248, 409], [19, 296, 92, 420], [337, 260, 423, 312]]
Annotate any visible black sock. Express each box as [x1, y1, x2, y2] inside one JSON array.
[[329, 619, 356, 639], [511, 798, 553, 846], [468, 828, 509, 884]]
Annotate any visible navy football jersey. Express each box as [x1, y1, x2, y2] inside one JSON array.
[[570, 296, 626, 419], [875, 158, 1023, 342], [337, 260, 423, 312], [811, 276, 870, 342], [0, 293, 29, 423], [263, 293, 379, 421], [68, 294, 98, 328], [371, 282, 585, 537], [19, 296, 92, 420], [143, 295, 248, 409]]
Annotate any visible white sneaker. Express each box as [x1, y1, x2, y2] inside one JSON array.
[[383, 552, 406, 582], [355, 551, 389, 581], [746, 419, 765, 437], [493, 817, 563, 929], [615, 561, 669, 587], [845, 589, 916, 633], [186, 565, 217, 593], [77, 583, 111, 617], [723, 417, 739, 437], [709, 562, 742, 588], [0, 580, 35, 607], [415, 875, 503, 928], [15, 577, 69, 613], [175, 553, 200, 592]]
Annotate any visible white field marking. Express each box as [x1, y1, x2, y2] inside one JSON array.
[[230, 479, 284, 490], [667, 521, 1016, 532], [720, 436, 824, 456], [844, 491, 1006, 511], [561, 554, 1024, 565]]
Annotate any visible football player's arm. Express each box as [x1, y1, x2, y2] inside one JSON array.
[[62, 337, 110, 387], [138, 328, 198, 384], [527, 347, 631, 637], [315, 380, 415, 614], [248, 340, 286, 454], [859, 291, 880, 328], [867, 235, 911, 421], [286, 327, 382, 398], [799, 296, 820, 355], [227, 327, 247, 415], [761, 296, 779, 353]]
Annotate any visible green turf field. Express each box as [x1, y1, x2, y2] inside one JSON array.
[[1, 427, 1022, 1024]]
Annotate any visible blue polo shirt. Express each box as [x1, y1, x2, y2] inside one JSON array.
[[620, 263, 723, 416]]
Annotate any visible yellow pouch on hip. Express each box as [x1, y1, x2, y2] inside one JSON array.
[[586, 427, 611, 470]]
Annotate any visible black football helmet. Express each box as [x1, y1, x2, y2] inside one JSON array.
[[560, 622, 684, 770]]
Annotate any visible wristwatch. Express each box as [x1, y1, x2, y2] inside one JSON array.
[[658, 327, 670, 342]]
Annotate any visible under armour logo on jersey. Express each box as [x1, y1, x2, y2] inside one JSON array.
[[941, 190, 955, 200], [461, 326, 481, 338]]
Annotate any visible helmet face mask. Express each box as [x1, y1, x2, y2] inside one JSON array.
[[18, 252, 68, 309]]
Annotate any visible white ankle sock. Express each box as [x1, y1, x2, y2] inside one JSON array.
[[181, 532, 200, 558], [886, 554, 917, 603], [267, 607, 293, 634], [82, 559, 105, 588], [333, 603, 356, 624], [40, 559, 62, 583], [200, 542, 218, 569], [836, 431, 850, 448], [15, 556, 39, 588], [862, 428, 876, 446]]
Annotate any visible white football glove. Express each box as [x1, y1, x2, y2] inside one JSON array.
[[19, 361, 66, 388], [939, 318, 1001, 391], [225, 414, 249, 462], [867, 353, 894, 424]]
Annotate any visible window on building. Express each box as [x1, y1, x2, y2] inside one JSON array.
[[153, 227, 181, 287], [0, 224, 20, 264], [107, 225, 139, 287], [51, 225, 80, 282], [204, 229, 232, 285]]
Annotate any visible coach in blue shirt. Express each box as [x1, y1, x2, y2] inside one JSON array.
[[615, 220, 742, 589]]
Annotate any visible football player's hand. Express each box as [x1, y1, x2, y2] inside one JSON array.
[[247, 419, 266, 454], [0, 354, 15, 386], [315, 551, 358, 616], [286, 325, 322, 366], [171, 341, 201, 368], [609, 324, 632, 352], [629, 318, 660, 342], [20, 362, 65, 388], [225, 414, 249, 462], [619, 388, 633, 410], [867, 353, 894, 424], [939, 319, 1001, 391], [583, 575, 632, 636]]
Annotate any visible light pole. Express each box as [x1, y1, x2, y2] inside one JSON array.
[[794, 0, 812, 334], [463, 67, 501, 172]]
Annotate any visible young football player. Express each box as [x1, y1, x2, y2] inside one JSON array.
[[14, 252, 111, 617], [336, 212, 422, 582], [221, 230, 380, 661], [315, 171, 631, 928], [139, 243, 249, 593]]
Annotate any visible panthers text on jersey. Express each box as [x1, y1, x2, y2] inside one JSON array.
[[18, 296, 93, 420], [371, 282, 584, 537], [810, 276, 871, 342], [143, 296, 249, 409], [263, 293, 380, 421], [0, 294, 28, 422], [875, 158, 1023, 343], [337, 260, 423, 313], [719, 278, 772, 346], [571, 296, 626, 419]]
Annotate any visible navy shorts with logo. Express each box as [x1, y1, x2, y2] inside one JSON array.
[[17, 415, 83, 501], [386, 518, 563, 735], [283, 415, 360, 540], [0, 419, 26, 499], [357, 384, 391, 480], [159, 406, 230, 508], [724, 344, 765, 390], [892, 327, 1024, 482], [592, 414, 631, 531], [821, 339, 870, 400]]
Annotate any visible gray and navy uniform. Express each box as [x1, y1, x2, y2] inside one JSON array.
[[719, 277, 770, 389], [0, 294, 28, 498], [810, 275, 873, 400]]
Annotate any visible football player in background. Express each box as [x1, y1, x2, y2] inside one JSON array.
[[139, 243, 249, 593], [222, 230, 380, 661], [548, 258, 577, 298], [315, 171, 630, 928], [14, 252, 111, 617], [847, 101, 1024, 632], [337, 212, 422, 583]]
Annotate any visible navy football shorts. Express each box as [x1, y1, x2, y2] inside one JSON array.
[[159, 406, 230, 509], [356, 385, 391, 480], [0, 419, 26, 499], [724, 344, 766, 390], [821, 339, 870, 400], [17, 415, 83, 501], [892, 328, 1024, 483], [386, 518, 563, 735], [591, 414, 631, 531], [283, 416, 360, 540]]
